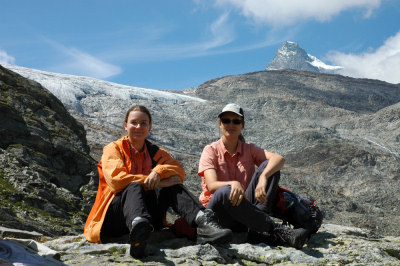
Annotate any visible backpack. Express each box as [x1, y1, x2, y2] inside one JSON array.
[[274, 187, 323, 234]]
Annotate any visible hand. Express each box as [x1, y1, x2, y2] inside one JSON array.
[[229, 181, 247, 206], [144, 171, 160, 190], [158, 175, 182, 187], [255, 176, 267, 203]]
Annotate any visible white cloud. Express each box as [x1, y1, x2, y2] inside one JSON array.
[[109, 13, 236, 62], [0, 50, 16, 65], [215, 0, 381, 27], [58, 47, 122, 79], [327, 31, 400, 84], [44, 39, 121, 79], [203, 12, 235, 50]]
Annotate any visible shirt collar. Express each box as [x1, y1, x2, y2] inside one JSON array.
[[128, 138, 148, 156], [218, 138, 242, 156]]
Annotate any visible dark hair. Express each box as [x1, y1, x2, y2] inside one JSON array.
[[238, 133, 246, 143], [124, 105, 152, 124]]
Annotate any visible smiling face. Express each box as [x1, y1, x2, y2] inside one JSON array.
[[219, 112, 244, 140], [124, 110, 152, 144]]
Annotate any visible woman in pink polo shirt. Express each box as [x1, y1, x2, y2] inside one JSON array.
[[198, 103, 309, 249]]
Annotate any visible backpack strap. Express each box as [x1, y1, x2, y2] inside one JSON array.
[[145, 139, 160, 168]]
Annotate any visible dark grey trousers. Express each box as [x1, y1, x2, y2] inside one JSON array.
[[206, 160, 280, 233]]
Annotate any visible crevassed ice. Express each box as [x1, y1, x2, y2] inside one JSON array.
[[4, 64, 207, 107]]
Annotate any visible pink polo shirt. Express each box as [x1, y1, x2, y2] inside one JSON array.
[[198, 138, 266, 206]]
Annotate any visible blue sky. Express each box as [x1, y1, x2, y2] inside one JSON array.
[[1, 0, 399, 90]]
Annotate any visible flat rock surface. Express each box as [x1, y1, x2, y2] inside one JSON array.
[[1, 224, 399, 265]]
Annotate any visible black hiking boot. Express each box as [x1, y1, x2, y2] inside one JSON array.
[[196, 209, 233, 244], [273, 225, 309, 250], [129, 217, 152, 258], [247, 230, 275, 245]]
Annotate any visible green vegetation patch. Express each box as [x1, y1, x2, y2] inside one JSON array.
[[0, 171, 17, 193], [108, 246, 126, 255], [385, 248, 400, 260]]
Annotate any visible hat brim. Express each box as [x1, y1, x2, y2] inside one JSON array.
[[218, 110, 243, 117]]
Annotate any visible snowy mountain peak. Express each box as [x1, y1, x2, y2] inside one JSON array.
[[266, 41, 342, 73], [277, 41, 305, 57]]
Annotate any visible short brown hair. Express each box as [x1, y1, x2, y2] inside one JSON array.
[[124, 105, 152, 124]]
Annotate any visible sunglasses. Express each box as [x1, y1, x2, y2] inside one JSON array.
[[221, 118, 242, 125]]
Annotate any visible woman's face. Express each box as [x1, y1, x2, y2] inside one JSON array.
[[124, 111, 152, 143], [219, 112, 244, 139]]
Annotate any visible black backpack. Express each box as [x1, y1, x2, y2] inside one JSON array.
[[274, 187, 323, 234]]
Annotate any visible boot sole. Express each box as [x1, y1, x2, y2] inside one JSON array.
[[129, 219, 152, 258], [293, 229, 309, 250]]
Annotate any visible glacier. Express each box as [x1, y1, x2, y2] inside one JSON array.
[[3, 64, 206, 113]]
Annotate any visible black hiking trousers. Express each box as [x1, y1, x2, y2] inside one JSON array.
[[100, 182, 204, 239]]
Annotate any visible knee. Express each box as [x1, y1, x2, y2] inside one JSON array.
[[259, 160, 269, 171], [258, 160, 280, 178], [207, 185, 231, 211], [159, 183, 183, 195], [212, 185, 231, 201], [163, 183, 184, 191], [125, 182, 145, 194]]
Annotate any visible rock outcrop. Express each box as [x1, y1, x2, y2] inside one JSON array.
[[0, 65, 97, 236]]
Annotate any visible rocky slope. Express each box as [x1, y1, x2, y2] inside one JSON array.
[[0, 65, 97, 236]]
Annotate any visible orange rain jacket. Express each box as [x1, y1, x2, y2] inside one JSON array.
[[84, 136, 185, 243]]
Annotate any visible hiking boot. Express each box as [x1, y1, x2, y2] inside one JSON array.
[[273, 225, 309, 250], [129, 217, 152, 258], [247, 230, 276, 245], [196, 209, 233, 244]]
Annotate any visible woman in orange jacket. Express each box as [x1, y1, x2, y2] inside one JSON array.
[[84, 105, 231, 258]]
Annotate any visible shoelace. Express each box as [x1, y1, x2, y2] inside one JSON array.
[[276, 226, 294, 238], [203, 212, 223, 228]]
